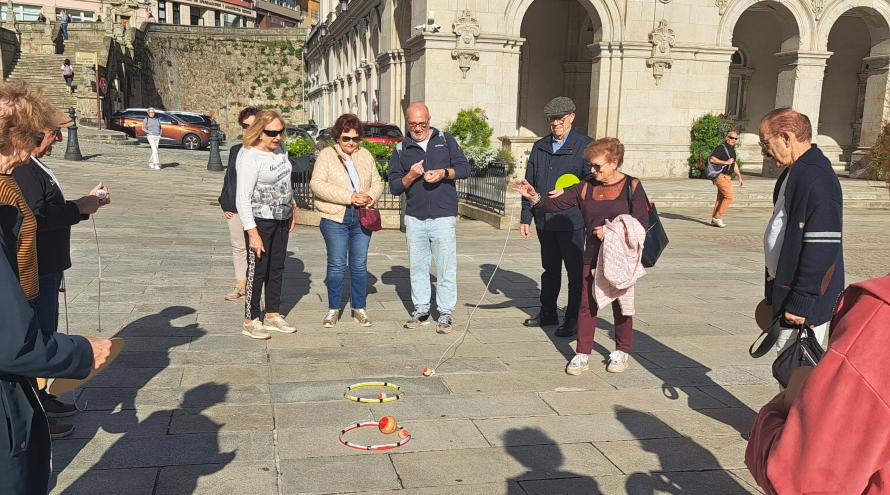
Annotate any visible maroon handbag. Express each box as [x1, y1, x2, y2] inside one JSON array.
[[335, 146, 382, 231]]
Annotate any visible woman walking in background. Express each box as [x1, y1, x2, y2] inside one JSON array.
[[218, 107, 258, 301], [310, 113, 384, 328], [60, 59, 74, 94], [142, 107, 162, 170], [236, 110, 297, 339]]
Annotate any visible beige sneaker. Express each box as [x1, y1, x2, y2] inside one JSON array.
[[710, 217, 726, 228], [263, 315, 297, 333], [353, 309, 372, 327], [566, 354, 590, 375], [607, 350, 629, 373], [242, 319, 270, 340], [323, 309, 340, 328], [224, 283, 246, 301]]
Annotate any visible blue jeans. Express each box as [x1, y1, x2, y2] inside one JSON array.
[[33, 272, 63, 336], [405, 215, 457, 315], [60, 23, 69, 40], [319, 206, 372, 310]]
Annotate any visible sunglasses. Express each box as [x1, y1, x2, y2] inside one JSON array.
[[35, 129, 62, 144], [262, 129, 284, 138], [727, 136, 739, 140], [591, 162, 608, 170], [339, 135, 362, 143], [407, 122, 429, 129], [240, 123, 250, 130]]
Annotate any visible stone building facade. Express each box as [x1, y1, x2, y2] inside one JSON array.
[[304, 0, 890, 177]]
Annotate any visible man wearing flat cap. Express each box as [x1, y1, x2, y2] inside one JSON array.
[[519, 96, 592, 337], [12, 105, 110, 438]]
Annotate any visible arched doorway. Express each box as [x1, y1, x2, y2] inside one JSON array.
[[819, 8, 890, 164], [517, 0, 602, 137]]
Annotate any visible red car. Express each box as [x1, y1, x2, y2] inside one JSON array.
[[362, 122, 403, 145]]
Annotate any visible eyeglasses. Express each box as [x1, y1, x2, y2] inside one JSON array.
[[758, 136, 772, 150], [35, 129, 62, 144], [240, 123, 251, 130], [339, 135, 362, 143], [548, 114, 572, 125], [590, 162, 608, 170], [262, 129, 284, 137], [407, 121, 429, 129], [727, 136, 739, 141]]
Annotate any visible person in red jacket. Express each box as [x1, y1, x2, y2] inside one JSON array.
[[746, 273, 890, 494]]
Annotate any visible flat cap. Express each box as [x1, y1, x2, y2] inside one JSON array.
[[543, 96, 576, 117], [50, 105, 74, 128]]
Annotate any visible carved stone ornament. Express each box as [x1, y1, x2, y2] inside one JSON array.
[[451, 9, 480, 79], [812, 0, 825, 20], [647, 19, 675, 86], [715, 0, 728, 15]]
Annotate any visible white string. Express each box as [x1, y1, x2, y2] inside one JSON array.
[[431, 201, 518, 373], [91, 216, 102, 332]]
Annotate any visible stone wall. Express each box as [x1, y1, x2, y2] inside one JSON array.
[[137, 25, 307, 138], [0, 27, 16, 79]]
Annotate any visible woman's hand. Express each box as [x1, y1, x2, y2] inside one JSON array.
[[248, 230, 265, 259], [289, 204, 297, 232], [595, 226, 604, 241], [548, 189, 564, 199], [512, 179, 538, 200], [351, 192, 371, 207], [224, 211, 235, 219]]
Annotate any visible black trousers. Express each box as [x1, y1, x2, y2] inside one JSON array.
[[537, 228, 584, 319], [245, 218, 289, 320]]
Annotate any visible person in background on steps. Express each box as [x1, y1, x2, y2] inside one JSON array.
[[709, 129, 744, 228], [60, 59, 74, 95], [218, 106, 258, 302], [519, 96, 592, 338], [36, 12, 46, 23], [59, 11, 71, 40], [13, 105, 108, 440], [236, 110, 298, 340], [142, 107, 162, 170]]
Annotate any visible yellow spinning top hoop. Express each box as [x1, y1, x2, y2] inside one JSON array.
[[343, 382, 403, 403]]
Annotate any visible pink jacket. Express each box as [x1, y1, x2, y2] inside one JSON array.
[[746, 274, 890, 494], [594, 214, 646, 315]]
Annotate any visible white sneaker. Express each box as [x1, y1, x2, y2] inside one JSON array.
[[710, 217, 726, 228], [565, 354, 590, 375], [607, 350, 629, 373], [263, 315, 297, 333], [242, 319, 270, 340]]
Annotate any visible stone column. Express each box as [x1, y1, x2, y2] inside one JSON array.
[[774, 51, 832, 132], [588, 42, 621, 138], [850, 54, 890, 174]]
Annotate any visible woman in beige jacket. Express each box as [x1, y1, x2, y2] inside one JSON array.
[[310, 113, 384, 328]]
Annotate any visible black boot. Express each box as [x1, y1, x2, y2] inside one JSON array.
[[555, 318, 578, 337], [523, 311, 559, 327]]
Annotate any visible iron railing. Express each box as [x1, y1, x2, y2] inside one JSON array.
[[291, 164, 402, 211]]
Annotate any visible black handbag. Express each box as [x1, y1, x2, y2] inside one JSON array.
[[749, 317, 824, 388], [624, 176, 669, 267]]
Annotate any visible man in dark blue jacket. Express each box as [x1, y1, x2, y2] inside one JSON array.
[[520, 97, 592, 337], [759, 108, 844, 354], [388, 103, 470, 334]]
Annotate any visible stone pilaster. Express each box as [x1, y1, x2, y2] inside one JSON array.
[[774, 51, 832, 133]]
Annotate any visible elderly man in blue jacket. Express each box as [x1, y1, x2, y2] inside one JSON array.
[[388, 103, 470, 334], [519, 97, 592, 338]]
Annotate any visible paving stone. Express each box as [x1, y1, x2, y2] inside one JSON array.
[[539, 387, 726, 415], [50, 467, 159, 495], [279, 456, 401, 493], [442, 371, 614, 394], [521, 471, 760, 494], [180, 365, 269, 387], [273, 401, 373, 429], [365, 394, 558, 421], [170, 405, 274, 433], [155, 461, 278, 495], [594, 434, 750, 472], [271, 377, 450, 403]]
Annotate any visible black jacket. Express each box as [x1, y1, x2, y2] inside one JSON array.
[[520, 129, 592, 231], [218, 143, 243, 213], [0, 205, 92, 494], [12, 157, 88, 275], [387, 129, 470, 220], [766, 145, 845, 326]]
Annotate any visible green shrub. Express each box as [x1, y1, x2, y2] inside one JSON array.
[[446, 108, 493, 149], [361, 141, 396, 179], [869, 122, 890, 193], [496, 147, 517, 176], [688, 113, 735, 179], [285, 135, 314, 157]]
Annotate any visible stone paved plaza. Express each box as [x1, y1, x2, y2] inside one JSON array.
[[38, 141, 890, 494]]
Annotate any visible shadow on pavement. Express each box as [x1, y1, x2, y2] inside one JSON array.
[[380, 265, 437, 315], [504, 428, 602, 494], [660, 212, 713, 227], [471, 263, 539, 319], [280, 253, 310, 316], [617, 407, 754, 494], [59, 383, 233, 494], [48, 306, 204, 489]]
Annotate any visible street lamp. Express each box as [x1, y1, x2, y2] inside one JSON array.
[[64, 107, 84, 161]]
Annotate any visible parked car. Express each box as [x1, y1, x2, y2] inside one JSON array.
[[362, 122, 403, 145], [109, 108, 211, 150], [169, 111, 226, 142], [316, 127, 332, 142], [285, 126, 315, 142], [296, 123, 319, 138]]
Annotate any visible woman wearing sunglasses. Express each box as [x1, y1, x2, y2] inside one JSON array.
[[514, 137, 650, 375], [235, 109, 298, 339], [310, 113, 384, 328]]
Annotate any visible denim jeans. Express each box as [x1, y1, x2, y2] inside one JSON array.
[[33, 272, 63, 336], [60, 23, 69, 40], [405, 215, 457, 315], [319, 206, 372, 310]]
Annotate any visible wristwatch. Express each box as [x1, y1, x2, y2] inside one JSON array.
[[444, 168, 451, 179]]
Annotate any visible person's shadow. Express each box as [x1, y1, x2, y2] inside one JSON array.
[[60, 383, 234, 494], [471, 264, 539, 319], [381, 265, 436, 313], [49, 306, 204, 484], [618, 407, 753, 494], [504, 428, 602, 494], [280, 253, 310, 316]]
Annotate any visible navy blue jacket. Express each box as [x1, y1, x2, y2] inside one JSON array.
[[0, 205, 93, 494], [766, 145, 845, 326], [520, 129, 592, 231], [387, 129, 470, 219]]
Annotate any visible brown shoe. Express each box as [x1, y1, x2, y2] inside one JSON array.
[[224, 282, 246, 301], [49, 418, 75, 439]]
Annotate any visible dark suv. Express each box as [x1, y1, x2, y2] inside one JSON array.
[[109, 108, 212, 150]]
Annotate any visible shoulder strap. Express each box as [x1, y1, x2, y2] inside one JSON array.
[[581, 181, 589, 202], [624, 175, 634, 214]]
